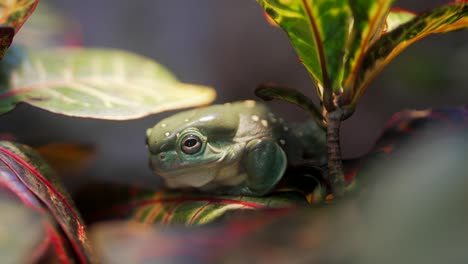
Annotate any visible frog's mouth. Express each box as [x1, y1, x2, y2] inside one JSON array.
[[152, 158, 226, 188], [156, 157, 223, 174], [150, 142, 246, 189], [150, 144, 229, 187]]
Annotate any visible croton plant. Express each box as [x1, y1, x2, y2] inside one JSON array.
[[0, 0, 466, 263]]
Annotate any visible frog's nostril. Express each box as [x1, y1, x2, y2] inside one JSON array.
[[159, 154, 166, 160]]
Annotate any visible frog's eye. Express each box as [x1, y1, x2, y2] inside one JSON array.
[[181, 134, 202, 154]]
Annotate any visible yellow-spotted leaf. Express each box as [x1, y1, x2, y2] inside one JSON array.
[[0, 0, 38, 59], [0, 47, 216, 119], [385, 8, 416, 33], [352, 1, 468, 106], [0, 0, 39, 32], [341, 0, 394, 104]]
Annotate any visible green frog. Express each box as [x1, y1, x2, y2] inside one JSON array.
[[146, 100, 326, 196]]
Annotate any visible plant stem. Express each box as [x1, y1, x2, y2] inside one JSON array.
[[326, 109, 345, 197]]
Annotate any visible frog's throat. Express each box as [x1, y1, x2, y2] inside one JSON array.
[[155, 154, 226, 188]]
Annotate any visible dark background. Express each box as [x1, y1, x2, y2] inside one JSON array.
[[1, 0, 467, 188]]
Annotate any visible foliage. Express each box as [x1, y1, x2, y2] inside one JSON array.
[[0, 1, 466, 262], [0, 1, 215, 119], [0, 47, 215, 119], [1, 104, 465, 263], [257, 0, 467, 112], [83, 188, 308, 225], [88, 109, 468, 263], [0, 0, 39, 32], [75, 165, 331, 226], [256, 0, 468, 194], [0, 0, 39, 59], [0, 141, 94, 263]]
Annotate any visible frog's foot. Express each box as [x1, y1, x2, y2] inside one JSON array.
[[241, 138, 287, 196]]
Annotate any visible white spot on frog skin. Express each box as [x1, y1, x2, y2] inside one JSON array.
[[184, 119, 189, 122], [176, 132, 180, 137], [279, 139, 286, 145], [261, 119, 268, 127], [251, 115, 260, 122], [244, 100, 256, 108], [283, 126, 289, 131], [164, 132, 171, 137], [199, 115, 216, 122], [270, 117, 277, 123], [161, 123, 167, 128]]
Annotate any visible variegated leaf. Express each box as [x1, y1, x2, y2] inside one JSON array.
[[341, 0, 394, 101], [97, 190, 307, 226], [0, 0, 39, 32], [91, 210, 289, 263], [257, 0, 352, 102], [352, 1, 468, 107], [0, 192, 46, 263], [90, 107, 468, 264], [0, 141, 94, 263], [385, 8, 416, 33], [257, 0, 393, 110]]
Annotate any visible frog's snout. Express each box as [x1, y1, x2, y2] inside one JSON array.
[[150, 150, 181, 172]]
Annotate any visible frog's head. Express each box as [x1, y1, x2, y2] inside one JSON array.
[[146, 106, 239, 188]]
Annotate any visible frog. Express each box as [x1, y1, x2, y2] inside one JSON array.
[[146, 100, 326, 196]]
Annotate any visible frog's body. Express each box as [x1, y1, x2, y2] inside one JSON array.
[[146, 100, 325, 196]]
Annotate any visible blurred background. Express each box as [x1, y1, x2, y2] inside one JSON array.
[[0, 0, 466, 189]]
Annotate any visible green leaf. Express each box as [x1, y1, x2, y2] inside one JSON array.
[[352, 1, 468, 107], [255, 83, 325, 127], [257, 0, 352, 104], [0, 48, 216, 119], [257, 0, 393, 110], [0, 0, 39, 32]]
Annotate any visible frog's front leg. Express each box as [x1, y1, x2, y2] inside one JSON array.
[[235, 138, 287, 196]]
